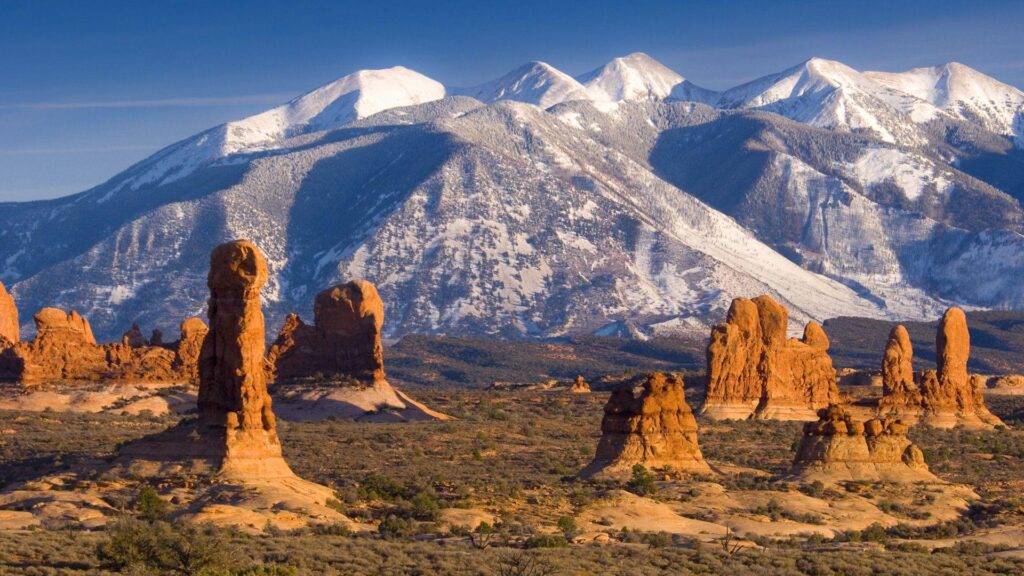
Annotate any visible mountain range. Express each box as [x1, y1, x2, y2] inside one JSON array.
[[1, 52, 1023, 342]]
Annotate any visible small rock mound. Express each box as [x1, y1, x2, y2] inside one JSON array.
[[570, 375, 591, 393], [790, 405, 937, 484], [703, 295, 840, 420], [581, 372, 711, 478]]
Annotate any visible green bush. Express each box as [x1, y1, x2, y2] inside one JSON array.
[[625, 464, 657, 496], [524, 533, 569, 548], [136, 485, 169, 522]]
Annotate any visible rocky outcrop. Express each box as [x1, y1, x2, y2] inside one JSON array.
[[570, 375, 591, 393], [0, 305, 205, 384], [703, 296, 840, 420], [121, 323, 147, 347], [0, 283, 18, 345], [22, 240, 355, 532], [581, 372, 711, 478], [790, 405, 937, 483], [267, 280, 385, 382], [878, 309, 1003, 429]]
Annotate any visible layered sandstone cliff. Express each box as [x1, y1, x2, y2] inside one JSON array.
[[878, 309, 1002, 429], [703, 296, 840, 420], [581, 372, 711, 478], [790, 405, 936, 483]]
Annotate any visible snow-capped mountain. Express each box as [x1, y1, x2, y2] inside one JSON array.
[[456, 61, 590, 109], [115, 66, 445, 193], [865, 62, 1024, 143], [577, 52, 683, 102], [2, 53, 1023, 343]]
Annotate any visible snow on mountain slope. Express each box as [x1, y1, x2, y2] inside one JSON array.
[[709, 57, 938, 145], [114, 66, 444, 193], [865, 62, 1024, 144], [577, 52, 683, 102], [456, 61, 592, 109], [3, 55, 1024, 343]]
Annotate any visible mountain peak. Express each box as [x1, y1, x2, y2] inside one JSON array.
[[457, 60, 590, 109], [578, 53, 684, 102]]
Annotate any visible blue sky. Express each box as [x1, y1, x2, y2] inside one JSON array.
[[1, 0, 1022, 201]]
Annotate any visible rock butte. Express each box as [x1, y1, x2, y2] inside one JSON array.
[[267, 280, 385, 382], [0, 298, 206, 384], [114, 240, 353, 530], [878, 308, 1003, 429], [581, 372, 711, 478], [703, 295, 840, 421], [266, 279, 449, 422], [790, 405, 937, 484]]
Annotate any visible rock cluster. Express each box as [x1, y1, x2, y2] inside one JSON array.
[[0, 282, 19, 345], [570, 375, 591, 393], [703, 295, 840, 420], [790, 405, 936, 483], [0, 302, 206, 384], [581, 372, 711, 478], [878, 308, 1002, 429], [106, 241, 351, 529], [267, 280, 385, 382]]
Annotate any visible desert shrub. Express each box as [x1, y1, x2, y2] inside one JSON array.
[[625, 464, 657, 496], [358, 472, 406, 502], [799, 481, 825, 498], [136, 485, 169, 521], [556, 516, 577, 539], [524, 533, 569, 548], [377, 515, 413, 539]]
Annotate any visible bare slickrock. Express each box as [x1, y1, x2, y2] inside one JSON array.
[[581, 372, 711, 478], [0, 282, 18, 345], [569, 375, 591, 393], [877, 308, 1002, 429], [702, 296, 840, 421], [268, 280, 385, 382], [790, 405, 937, 484], [172, 317, 208, 381]]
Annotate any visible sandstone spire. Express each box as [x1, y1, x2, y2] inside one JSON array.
[[121, 323, 147, 347], [0, 282, 18, 345], [877, 308, 1002, 429], [703, 295, 839, 420], [581, 372, 711, 478], [790, 404, 936, 484]]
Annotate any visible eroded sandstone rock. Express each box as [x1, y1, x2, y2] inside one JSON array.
[[790, 405, 936, 483], [581, 372, 711, 478], [0, 307, 204, 385], [703, 296, 840, 421], [877, 309, 1002, 429], [267, 280, 385, 382], [570, 375, 591, 393], [0, 282, 18, 345]]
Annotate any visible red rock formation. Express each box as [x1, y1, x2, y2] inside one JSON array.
[[0, 282, 18, 345], [878, 309, 1002, 429], [581, 372, 711, 478], [150, 329, 164, 346], [191, 239, 289, 478], [790, 404, 935, 483], [267, 280, 385, 382], [121, 323, 147, 347], [703, 296, 840, 420], [569, 375, 591, 393], [0, 304, 205, 384]]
